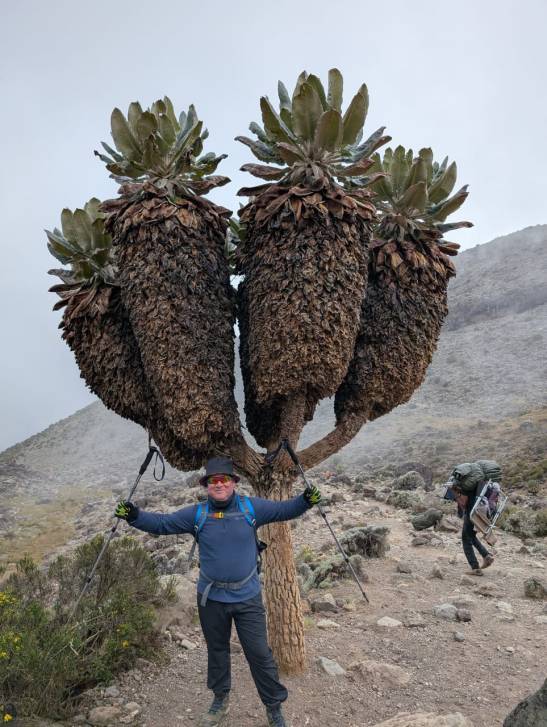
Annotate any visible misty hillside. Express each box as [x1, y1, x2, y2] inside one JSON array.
[[1, 224, 546, 504]]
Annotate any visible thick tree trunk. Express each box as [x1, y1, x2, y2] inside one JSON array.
[[253, 468, 306, 674]]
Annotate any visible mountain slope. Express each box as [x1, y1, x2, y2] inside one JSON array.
[[1, 225, 546, 562]]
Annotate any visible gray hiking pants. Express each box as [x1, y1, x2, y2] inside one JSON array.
[[197, 591, 288, 707]]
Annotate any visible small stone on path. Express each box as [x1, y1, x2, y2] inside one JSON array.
[[396, 561, 413, 574], [496, 601, 513, 613], [456, 608, 472, 622], [404, 612, 426, 628], [433, 603, 458, 621], [318, 655, 346, 676], [377, 616, 403, 628]]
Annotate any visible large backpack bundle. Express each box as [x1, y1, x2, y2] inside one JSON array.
[[476, 459, 502, 483], [451, 459, 502, 493], [451, 462, 487, 493]]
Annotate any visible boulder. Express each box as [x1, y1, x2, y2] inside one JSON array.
[[503, 678, 547, 727], [411, 509, 443, 531], [311, 593, 338, 613]]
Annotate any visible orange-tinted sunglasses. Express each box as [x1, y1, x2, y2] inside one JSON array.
[[207, 474, 233, 485]]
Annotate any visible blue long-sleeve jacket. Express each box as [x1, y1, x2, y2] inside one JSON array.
[[130, 491, 311, 602]]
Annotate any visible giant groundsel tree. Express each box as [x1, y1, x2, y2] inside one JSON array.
[[48, 73, 471, 673]]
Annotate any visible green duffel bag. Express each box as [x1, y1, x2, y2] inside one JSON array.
[[476, 459, 502, 482], [451, 462, 486, 493]]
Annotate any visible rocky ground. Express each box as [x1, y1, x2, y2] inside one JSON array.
[[9, 470, 546, 727]]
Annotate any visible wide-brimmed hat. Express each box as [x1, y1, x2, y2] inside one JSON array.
[[199, 456, 240, 486]]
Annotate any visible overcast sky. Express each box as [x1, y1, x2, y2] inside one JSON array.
[[1, 0, 546, 452]]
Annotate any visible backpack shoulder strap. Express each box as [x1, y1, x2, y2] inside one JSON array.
[[194, 501, 209, 537], [188, 502, 209, 563], [237, 494, 256, 528]]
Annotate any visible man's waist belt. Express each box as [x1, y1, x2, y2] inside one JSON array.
[[199, 566, 258, 606]]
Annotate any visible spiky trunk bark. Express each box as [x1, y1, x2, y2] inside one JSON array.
[[252, 467, 306, 674], [104, 187, 240, 458], [335, 230, 455, 422]]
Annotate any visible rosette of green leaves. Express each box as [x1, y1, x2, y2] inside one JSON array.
[[236, 69, 390, 191], [95, 97, 229, 196], [367, 146, 473, 251], [46, 198, 116, 307]]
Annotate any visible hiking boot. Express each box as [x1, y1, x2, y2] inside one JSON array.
[[467, 568, 483, 576], [266, 703, 287, 727], [198, 693, 230, 726], [482, 554, 495, 569]]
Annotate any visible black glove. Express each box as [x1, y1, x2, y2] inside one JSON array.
[[114, 500, 139, 522], [303, 484, 321, 506]]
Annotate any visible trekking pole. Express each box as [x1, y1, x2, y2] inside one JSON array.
[[280, 439, 369, 603], [68, 438, 165, 621]]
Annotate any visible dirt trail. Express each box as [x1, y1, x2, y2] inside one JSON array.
[[87, 496, 546, 727]]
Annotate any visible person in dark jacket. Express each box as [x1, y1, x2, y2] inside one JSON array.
[[115, 455, 321, 727], [451, 480, 494, 576]]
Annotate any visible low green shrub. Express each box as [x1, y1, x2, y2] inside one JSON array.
[[499, 506, 547, 539], [296, 545, 317, 564], [0, 535, 175, 720], [535, 509, 547, 538]]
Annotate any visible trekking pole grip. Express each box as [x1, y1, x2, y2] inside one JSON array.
[[139, 446, 157, 475]]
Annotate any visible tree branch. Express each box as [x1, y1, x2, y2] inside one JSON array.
[[296, 411, 368, 470], [218, 433, 263, 479]]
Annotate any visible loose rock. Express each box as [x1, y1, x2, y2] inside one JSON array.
[[433, 603, 458, 621], [318, 656, 346, 676], [456, 608, 472, 622], [377, 616, 403, 628], [311, 593, 338, 613], [397, 561, 413, 574]]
